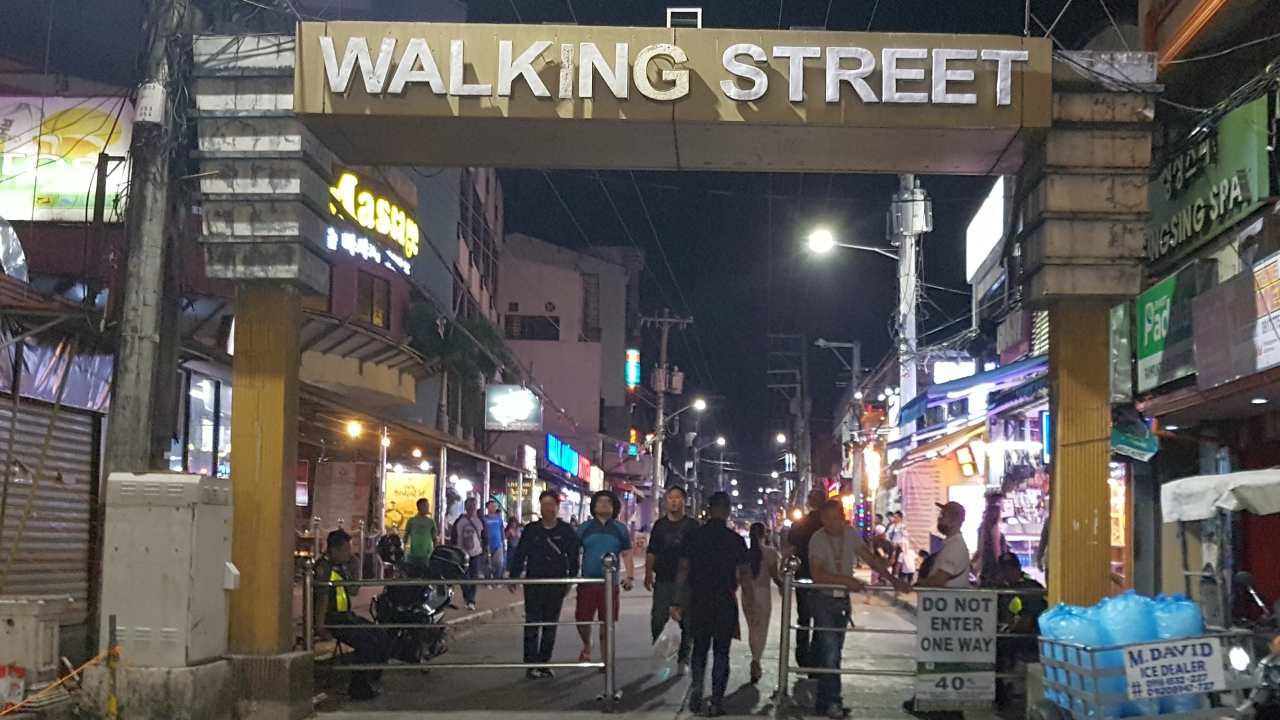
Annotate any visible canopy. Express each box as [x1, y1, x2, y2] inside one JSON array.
[[1161, 469, 1280, 522]]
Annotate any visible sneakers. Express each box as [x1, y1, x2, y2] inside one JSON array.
[[465, 602, 477, 611], [526, 669, 541, 680], [825, 705, 851, 719]]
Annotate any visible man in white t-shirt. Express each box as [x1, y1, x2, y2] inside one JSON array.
[[916, 501, 972, 589]]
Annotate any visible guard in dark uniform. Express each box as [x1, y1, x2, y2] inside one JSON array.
[[314, 529, 389, 700]]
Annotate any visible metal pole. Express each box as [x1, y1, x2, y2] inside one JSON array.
[[102, 0, 188, 475], [652, 310, 671, 494], [775, 566, 794, 716], [304, 562, 315, 652], [604, 554, 618, 708], [355, 519, 365, 581], [891, 174, 929, 438], [377, 426, 388, 537], [438, 446, 449, 544], [107, 613, 119, 720]]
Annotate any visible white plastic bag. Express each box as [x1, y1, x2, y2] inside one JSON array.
[[653, 620, 680, 664]]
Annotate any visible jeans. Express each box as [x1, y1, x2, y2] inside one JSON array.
[[523, 585, 567, 663], [462, 554, 485, 604], [329, 614, 389, 698], [795, 588, 815, 668], [650, 581, 692, 663], [811, 593, 851, 712], [689, 624, 732, 705], [486, 547, 505, 579]]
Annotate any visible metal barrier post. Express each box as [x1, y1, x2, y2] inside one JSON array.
[[355, 519, 366, 581], [603, 553, 618, 710], [303, 559, 314, 652], [774, 558, 797, 715]]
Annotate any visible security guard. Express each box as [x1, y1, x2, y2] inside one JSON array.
[[315, 529, 389, 700]]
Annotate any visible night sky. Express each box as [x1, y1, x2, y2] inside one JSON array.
[[4, 0, 1124, 476]]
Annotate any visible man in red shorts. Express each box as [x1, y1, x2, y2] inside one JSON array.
[[575, 490, 635, 666]]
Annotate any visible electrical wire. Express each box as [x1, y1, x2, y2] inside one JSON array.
[[1164, 30, 1280, 65], [1095, 0, 1131, 51]]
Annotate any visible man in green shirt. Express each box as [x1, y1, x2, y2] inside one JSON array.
[[404, 498, 437, 565]]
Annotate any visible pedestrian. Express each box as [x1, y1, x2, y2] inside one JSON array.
[[403, 497, 437, 570], [505, 514, 521, 552], [808, 500, 908, 718], [575, 490, 636, 666], [484, 500, 506, 582], [314, 529, 390, 700], [645, 485, 698, 674], [450, 497, 487, 610], [741, 522, 781, 683], [509, 490, 580, 679], [781, 488, 827, 669], [670, 492, 748, 717], [915, 502, 973, 588]]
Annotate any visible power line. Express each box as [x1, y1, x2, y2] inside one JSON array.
[[506, 0, 524, 22], [563, 0, 579, 23], [1165, 30, 1280, 65], [627, 170, 719, 391], [540, 170, 595, 248], [1095, 0, 1131, 52]]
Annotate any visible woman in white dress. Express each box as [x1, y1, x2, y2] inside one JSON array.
[[741, 522, 782, 683]]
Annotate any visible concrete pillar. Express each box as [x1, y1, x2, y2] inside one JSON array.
[[1046, 302, 1113, 604], [1021, 51, 1159, 605], [228, 283, 302, 654]]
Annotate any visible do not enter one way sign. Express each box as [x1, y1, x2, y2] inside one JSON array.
[[916, 590, 998, 664]]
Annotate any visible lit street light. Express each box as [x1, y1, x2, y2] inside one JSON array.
[[775, 432, 787, 445], [771, 471, 779, 479], [806, 227, 836, 254], [730, 478, 738, 486], [716, 436, 727, 447], [693, 397, 708, 411]]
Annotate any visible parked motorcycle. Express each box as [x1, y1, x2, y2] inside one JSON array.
[[1235, 572, 1280, 720], [371, 545, 467, 664]]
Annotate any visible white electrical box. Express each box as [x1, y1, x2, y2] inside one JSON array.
[[0, 595, 71, 683], [99, 473, 233, 668]]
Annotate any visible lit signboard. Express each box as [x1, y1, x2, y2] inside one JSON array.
[[625, 348, 641, 390], [329, 171, 420, 258], [965, 176, 1004, 282], [325, 227, 411, 276], [484, 385, 543, 431], [0, 96, 134, 222], [546, 433, 583, 478]]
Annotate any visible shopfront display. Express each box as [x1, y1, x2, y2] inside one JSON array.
[[383, 470, 437, 532]]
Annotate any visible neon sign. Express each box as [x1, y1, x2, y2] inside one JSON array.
[[625, 348, 641, 390], [329, 171, 420, 259], [546, 433, 587, 479]]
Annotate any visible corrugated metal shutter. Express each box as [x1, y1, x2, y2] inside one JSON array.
[[0, 400, 96, 624]]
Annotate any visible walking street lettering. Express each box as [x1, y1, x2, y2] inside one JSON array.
[[1123, 638, 1226, 700], [916, 591, 997, 664], [319, 36, 1030, 107]]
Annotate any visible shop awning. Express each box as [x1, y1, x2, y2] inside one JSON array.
[[900, 355, 1047, 427], [899, 419, 987, 467], [1162, 470, 1280, 522]]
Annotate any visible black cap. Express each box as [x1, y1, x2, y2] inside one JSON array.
[[707, 491, 732, 510]]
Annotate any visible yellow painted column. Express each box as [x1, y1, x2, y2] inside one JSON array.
[[1047, 301, 1114, 606], [228, 283, 302, 654]]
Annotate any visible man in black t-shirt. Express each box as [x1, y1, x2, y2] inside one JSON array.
[[671, 492, 749, 717], [645, 485, 698, 671], [782, 488, 828, 669]]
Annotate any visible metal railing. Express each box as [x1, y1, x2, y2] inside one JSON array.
[[304, 554, 620, 710], [773, 561, 1050, 716]]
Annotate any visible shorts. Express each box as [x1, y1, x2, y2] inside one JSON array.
[[574, 583, 621, 622]]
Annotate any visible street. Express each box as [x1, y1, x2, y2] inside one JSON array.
[[318, 587, 935, 720]]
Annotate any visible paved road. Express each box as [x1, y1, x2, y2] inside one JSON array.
[[318, 587, 947, 720]]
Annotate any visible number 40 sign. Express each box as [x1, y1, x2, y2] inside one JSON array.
[[915, 672, 996, 710]]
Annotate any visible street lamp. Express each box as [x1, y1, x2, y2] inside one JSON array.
[[804, 227, 900, 261], [693, 397, 708, 412], [716, 435, 726, 447], [807, 227, 837, 254], [775, 432, 787, 445], [771, 471, 779, 479]]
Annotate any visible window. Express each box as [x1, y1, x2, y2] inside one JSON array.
[[505, 314, 560, 341], [357, 271, 391, 329], [581, 273, 601, 341], [187, 375, 216, 477]]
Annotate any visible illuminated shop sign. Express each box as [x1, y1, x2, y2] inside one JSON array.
[[625, 348, 641, 390], [484, 384, 543, 431], [0, 96, 134, 222], [329, 171, 421, 259], [325, 227, 411, 275], [546, 433, 590, 479]]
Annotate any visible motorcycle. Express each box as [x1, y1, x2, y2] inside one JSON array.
[[1238, 634, 1280, 720], [1235, 572, 1280, 720], [371, 545, 467, 664]]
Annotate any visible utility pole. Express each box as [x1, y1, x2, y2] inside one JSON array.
[[642, 310, 693, 505], [768, 334, 812, 501], [103, 0, 188, 474], [889, 174, 931, 438]]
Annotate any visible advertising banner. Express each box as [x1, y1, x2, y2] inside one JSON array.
[[1193, 246, 1280, 390], [384, 471, 437, 532], [1124, 638, 1226, 700], [485, 384, 543, 431], [1146, 96, 1272, 270], [0, 96, 134, 222], [1136, 270, 1199, 392]]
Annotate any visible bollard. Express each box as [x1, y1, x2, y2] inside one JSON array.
[[355, 519, 366, 581], [603, 553, 618, 710]]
